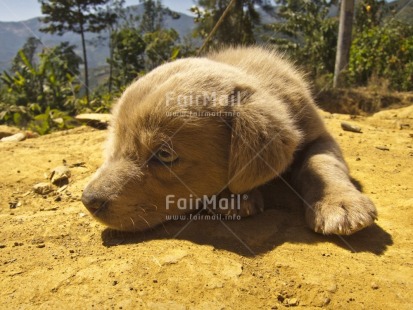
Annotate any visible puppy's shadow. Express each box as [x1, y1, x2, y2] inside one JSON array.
[[101, 180, 393, 256], [101, 213, 392, 257], [102, 179, 393, 256]]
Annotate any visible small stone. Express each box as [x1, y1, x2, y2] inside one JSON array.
[[33, 182, 53, 195], [1, 132, 26, 142], [341, 122, 362, 133], [0, 125, 20, 139], [75, 113, 111, 129], [158, 249, 188, 265], [57, 185, 68, 193], [0, 244, 6, 249], [36, 244, 46, 248], [371, 282, 379, 290], [153, 279, 158, 283], [327, 284, 337, 293], [286, 298, 298, 306], [49, 166, 71, 186], [9, 201, 21, 209]]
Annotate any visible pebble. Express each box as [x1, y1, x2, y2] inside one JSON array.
[[75, 113, 111, 129], [323, 297, 331, 305], [371, 282, 379, 290], [376, 146, 390, 151], [9, 201, 21, 209], [341, 122, 362, 133], [33, 182, 53, 195], [0, 132, 26, 142], [285, 298, 298, 306], [327, 284, 337, 293], [49, 166, 71, 186]]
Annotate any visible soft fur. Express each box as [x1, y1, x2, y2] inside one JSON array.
[[82, 46, 377, 235]]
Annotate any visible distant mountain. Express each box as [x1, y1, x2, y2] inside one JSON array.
[[0, 4, 195, 72]]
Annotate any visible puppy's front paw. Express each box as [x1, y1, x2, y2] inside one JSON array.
[[214, 189, 264, 218], [306, 191, 377, 235]]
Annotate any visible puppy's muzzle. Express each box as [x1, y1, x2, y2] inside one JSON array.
[[81, 191, 109, 215]]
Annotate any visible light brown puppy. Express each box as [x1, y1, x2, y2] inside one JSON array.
[[82, 46, 377, 235]]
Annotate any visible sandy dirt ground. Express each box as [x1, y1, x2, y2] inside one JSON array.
[[0, 106, 412, 309]]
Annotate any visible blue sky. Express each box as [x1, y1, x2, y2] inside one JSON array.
[[0, 0, 195, 22]]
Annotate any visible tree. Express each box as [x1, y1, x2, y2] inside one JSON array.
[[138, 0, 184, 70], [191, 0, 268, 47], [110, 28, 146, 89], [269, 0, 338, 78], [39, 0, 117, 104], [143, 29, 181, 69], [140, 0, 164, 33], [139, 0, 180, 33], [333, 0, 355, 88], [99, 0, 126, 95]]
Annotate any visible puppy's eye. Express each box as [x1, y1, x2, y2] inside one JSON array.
[[155, 148, 179, 163]]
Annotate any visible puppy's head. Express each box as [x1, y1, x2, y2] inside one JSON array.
[[82, 58, 301, 231]]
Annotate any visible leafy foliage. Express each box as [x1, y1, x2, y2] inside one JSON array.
[[139, 0, 181, 33], [144, 29, 182, 69], [268, 0, 338, 78], [140, 0, 164, 32], [110, 28, 146, 89], [0, 103, 76, 134], [0, 39, 81, 133], [1, 40, 82, 110], [354, 0, 387, 31], [349, 19, 413, 91]]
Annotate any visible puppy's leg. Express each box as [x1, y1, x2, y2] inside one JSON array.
[[293, 134, 377, 235], [211, 188, 264, 217]]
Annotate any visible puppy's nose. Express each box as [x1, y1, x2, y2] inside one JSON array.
[[81, 191, 108, 214]]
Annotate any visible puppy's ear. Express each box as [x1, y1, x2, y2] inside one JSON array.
[[228, 87, 302, 194]]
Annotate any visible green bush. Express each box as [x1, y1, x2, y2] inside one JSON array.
[[349, 20, 413, 91]]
